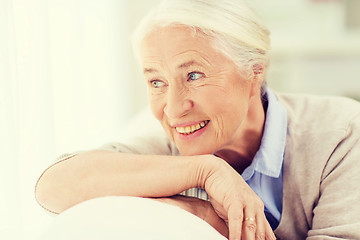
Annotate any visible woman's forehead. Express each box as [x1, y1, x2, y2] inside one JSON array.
[[140, 26, 227, 67]]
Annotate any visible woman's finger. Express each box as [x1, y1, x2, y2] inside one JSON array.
[[264, 219, 276, 240], [241, 207, 256, 240], [254, 213, 266, 240], [266, 231, 276, 240], [227, 204, 244, 240]]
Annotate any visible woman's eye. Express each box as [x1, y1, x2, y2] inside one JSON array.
[[188, 72, 204, 81], [150, 80, 166, 88]]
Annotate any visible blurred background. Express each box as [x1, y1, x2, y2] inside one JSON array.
[[1, 0, 359, 239]]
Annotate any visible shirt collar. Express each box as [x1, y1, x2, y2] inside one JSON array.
[[242, 88, 287, 180]]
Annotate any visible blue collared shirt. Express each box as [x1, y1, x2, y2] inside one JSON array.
[[241, 88, 287, 229]]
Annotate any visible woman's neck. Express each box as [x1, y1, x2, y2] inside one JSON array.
[[214, 95, 265, 174]]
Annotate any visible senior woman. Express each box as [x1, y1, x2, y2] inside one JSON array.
[[35, 0, 360, 239]]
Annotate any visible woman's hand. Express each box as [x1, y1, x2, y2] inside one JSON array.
[[154, 195, 229, 238], [197, 155, 276, 240]]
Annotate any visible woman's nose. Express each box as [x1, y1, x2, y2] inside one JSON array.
[[164, 87, 194, 119]]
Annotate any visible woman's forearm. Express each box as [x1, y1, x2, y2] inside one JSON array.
[[35, 150, 208, 214]]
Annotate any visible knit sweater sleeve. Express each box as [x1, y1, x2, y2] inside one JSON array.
[[306, 113, 360, 239]]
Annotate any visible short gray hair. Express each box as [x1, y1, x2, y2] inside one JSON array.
[[132, 0, 271, 94]]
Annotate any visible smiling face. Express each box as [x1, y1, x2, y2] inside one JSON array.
[[140, 26, 261, 156]]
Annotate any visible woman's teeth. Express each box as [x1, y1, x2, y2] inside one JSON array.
[[175, 120, 209, 135]]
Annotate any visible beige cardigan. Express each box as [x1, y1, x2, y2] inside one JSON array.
[[274, 93, 360, 239], [101, 93, 360, 239]]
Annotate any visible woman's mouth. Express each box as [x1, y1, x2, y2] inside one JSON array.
[[175, 120, 210, 135]]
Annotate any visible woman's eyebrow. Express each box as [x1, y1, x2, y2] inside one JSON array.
[[177, 60, 202, 69], [143, 68, 158, 74], [143, 60, 206, 74]]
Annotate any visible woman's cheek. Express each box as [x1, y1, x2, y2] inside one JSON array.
[[149, 98, 175, 141], [149, 95, 165, 121]]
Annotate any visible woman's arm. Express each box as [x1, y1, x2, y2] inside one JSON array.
[[35, 150, 275, 240], [35, 150, 204, 214], [307, 118, 360, 239]]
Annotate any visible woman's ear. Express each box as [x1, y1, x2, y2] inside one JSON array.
[[250, 63, 265, 97], [252, 63, 264, 80]]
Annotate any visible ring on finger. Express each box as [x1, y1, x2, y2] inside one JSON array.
[[244, 217, 256, 222]]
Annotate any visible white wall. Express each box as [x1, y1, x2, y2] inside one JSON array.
[[1, 0, 139, 239], [249, 0, 360, 98]]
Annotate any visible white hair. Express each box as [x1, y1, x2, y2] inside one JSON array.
[[132, 0, 271, 94]]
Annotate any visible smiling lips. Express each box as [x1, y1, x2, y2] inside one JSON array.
[[175, 120, 209, 135]]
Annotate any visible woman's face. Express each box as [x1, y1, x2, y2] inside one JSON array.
[[140, 26, 257, 156]]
